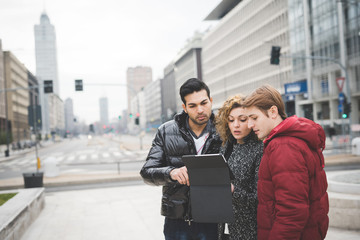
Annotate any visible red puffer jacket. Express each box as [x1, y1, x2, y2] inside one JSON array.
[[258, 116, 329, 240]]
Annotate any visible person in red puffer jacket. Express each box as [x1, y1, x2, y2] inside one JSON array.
[[243, 85, 329, 240]]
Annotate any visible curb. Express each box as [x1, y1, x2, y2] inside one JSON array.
[[0, 172, 143, 191]]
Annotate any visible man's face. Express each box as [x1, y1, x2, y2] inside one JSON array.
[[245, 106, 273, 140], [182, 89, 212, 126]]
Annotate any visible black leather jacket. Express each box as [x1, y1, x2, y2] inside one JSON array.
[[140, 111, 222, 220]]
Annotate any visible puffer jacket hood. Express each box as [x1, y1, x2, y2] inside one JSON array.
[[264, 115, 326, 151]]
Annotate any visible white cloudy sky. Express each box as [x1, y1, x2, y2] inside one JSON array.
[[0, 0, 220, 124]]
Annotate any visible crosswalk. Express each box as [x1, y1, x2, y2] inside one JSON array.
[[0, 148, 148, 173]]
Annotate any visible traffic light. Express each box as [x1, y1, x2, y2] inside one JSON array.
[[135, 117, 140, 125], [270, 46, 281, 65], [343, 103, 351, 119], [44, 80, 53, 93], [118, 115, 122, 120], [129, 113, 133, 118], [75, 79, 83, 91]]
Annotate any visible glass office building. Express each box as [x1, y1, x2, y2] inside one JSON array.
[[288, 0, 360, 137]]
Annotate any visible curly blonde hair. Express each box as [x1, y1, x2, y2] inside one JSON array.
[[215, 94, 246, 145]]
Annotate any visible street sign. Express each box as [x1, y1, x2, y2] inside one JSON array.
[[75, 79, 83, 91], [336, 77, 345, 92], [44, 80, 53, 93], [338, 104, 343, 113], [339, 92, 345, 104]]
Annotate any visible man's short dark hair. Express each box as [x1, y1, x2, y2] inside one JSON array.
[[179, 78, 211, 105]]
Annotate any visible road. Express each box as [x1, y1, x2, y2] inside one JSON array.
[[1, 133, 360, 182], [0, 135, 149, 180]]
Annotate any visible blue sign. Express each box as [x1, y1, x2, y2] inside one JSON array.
[[285, 80, 307, 95], [339, 92, 345, 104], [338, 104, 343, 113]]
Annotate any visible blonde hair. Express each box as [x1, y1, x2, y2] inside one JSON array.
[[215, 94, 246, 145]]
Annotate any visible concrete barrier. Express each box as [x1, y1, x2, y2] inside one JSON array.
[[327, 170, 360, 230], [0, 188, 45, 240]]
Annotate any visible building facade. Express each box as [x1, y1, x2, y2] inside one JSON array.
[[161, 62, 177, 122], [202, 0, 292, 110], [27, 71, 41, 135], [99, 97, 109, 126], [0, 40, 6, 135], [34, 12, 61, 135], [144, 78, 162, 130], [3, 51, 30, 143], [173, 32, 203, 112], [288, 0, 360, 137], [126, 66, 152, 114], [49, 94, 64, 137]]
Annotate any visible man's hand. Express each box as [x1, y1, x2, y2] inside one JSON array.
[[170, 166, 189, 186]]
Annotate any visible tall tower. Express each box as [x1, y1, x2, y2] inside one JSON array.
[[99, 97, 109, 126], [126, 66, 152, 115], [34, 12, 60, 135]]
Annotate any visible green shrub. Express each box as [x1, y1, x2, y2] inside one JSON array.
[[0, 193, 17, 206]]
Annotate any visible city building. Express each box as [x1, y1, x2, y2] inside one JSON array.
[[64, 98, 75, 135], [173, 32, 203, 112], [202, 0, 291, 110], [144, 78, 162, 130], [49, 94, 64, 137], [287, 0, 360, 137], [130, 91, 146, 132], [3, 51, 30, 143], [126, 66, 152, 115], [34, 12, 61, 136], [161, 62, 177, 122], [0, 40, 6, 136], [27, 71, 41, 135], [99, 97, 109, 126]]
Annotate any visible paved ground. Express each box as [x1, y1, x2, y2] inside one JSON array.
[[19, 183, 360, 240], [21, 184, 164, 240]]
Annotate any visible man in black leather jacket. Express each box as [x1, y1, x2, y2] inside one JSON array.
[[140, 78, 222, 240]]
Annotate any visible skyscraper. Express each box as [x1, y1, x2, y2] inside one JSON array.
[[99, 97, 109, 126], [34, 12, 60, 135], [126, 66, 152, 115]]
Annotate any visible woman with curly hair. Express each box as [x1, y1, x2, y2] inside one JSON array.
[[215, 95, 263, 240]]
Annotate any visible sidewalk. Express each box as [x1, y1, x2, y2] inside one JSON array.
[[19, 184, 360, 240]]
